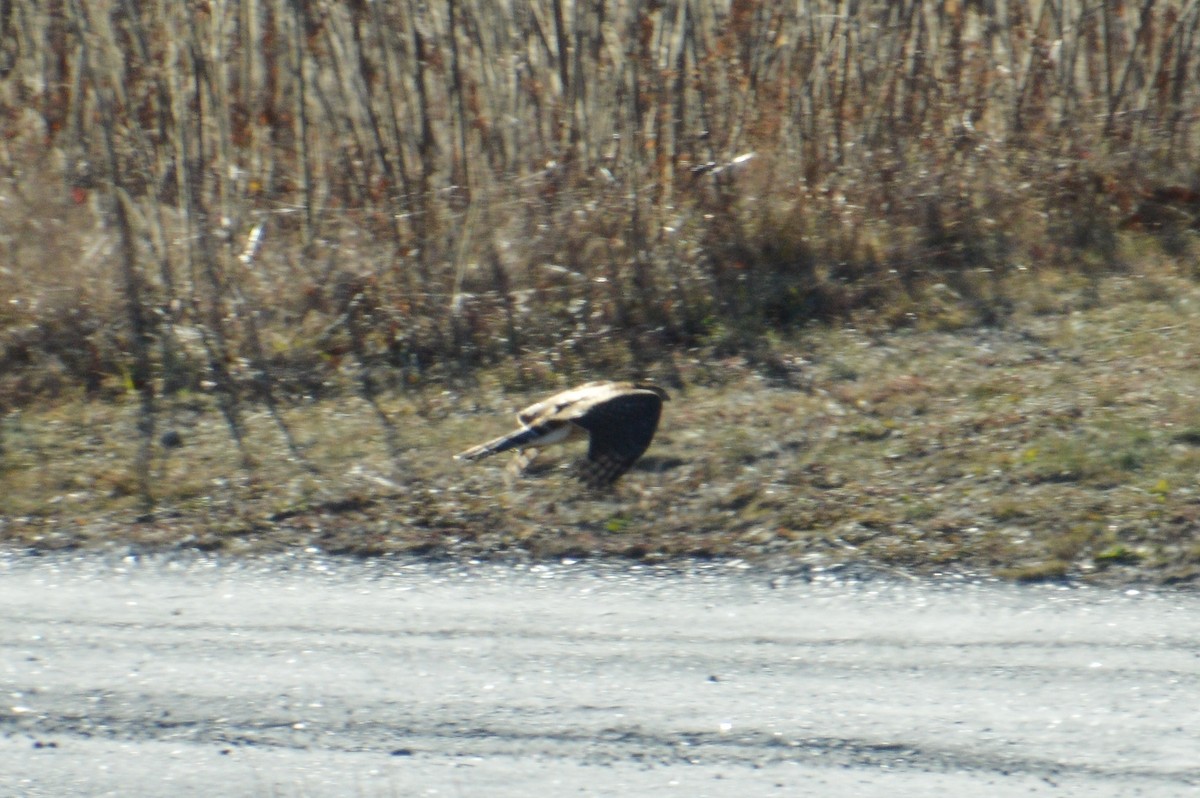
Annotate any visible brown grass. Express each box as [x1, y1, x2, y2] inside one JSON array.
[[3, 2, 1199, 397], [4, 268, 1200, 586], [2, 2, 1200, 580]]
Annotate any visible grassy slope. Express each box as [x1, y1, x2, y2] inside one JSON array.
[[4, 268, 1199, 587]]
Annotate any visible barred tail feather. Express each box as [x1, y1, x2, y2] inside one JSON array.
[[455, 428, 541, 461], [456, 420, 576, 461]]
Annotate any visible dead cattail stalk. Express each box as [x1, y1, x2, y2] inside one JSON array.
[[74, 0, 156, 514], [290, 0, 316, 247], [171, 6, 251, 468]]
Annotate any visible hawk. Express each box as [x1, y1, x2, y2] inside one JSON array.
[[455, 381, 669, 488]]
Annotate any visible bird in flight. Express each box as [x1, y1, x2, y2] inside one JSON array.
[[455, 381, 669, 488]]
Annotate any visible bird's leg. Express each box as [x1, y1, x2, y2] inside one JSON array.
[[505, 447, 539, 485]]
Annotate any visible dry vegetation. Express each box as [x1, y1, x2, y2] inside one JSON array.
[[2, 1, 1200, 583]]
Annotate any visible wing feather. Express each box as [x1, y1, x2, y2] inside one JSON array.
[[571, 391, 665, 487], [517, 381, 621, 426]]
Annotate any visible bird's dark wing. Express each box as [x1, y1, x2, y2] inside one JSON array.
[[570, 391, 664, 487]]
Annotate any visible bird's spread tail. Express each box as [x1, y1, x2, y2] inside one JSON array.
[[455, 426, 544, 461]]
